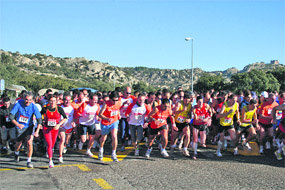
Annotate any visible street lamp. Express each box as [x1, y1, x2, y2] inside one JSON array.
[[185, 37, 194, 92]]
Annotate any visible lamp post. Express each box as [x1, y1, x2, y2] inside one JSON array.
[[185, 37, 194, 92]]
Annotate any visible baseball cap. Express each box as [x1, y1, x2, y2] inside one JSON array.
[[261, 91, 268, 98]]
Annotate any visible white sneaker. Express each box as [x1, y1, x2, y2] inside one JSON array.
[[49, 160, 54, 168], [259, 146, 264, 154], [223, 140, 228, 150], [265, 141, 271, 150], [58, 157, 63, 163], [243, 142, 252, 151], [178, 141, 183, 150], [216, 151, 222, 157], [63, 147, 67, 154], [111, 153, 119, 162], [182, 149, 190, 157], [78, 142, 83, 150], [161, 150, 169, 158], [135, 148, 139, 156], [145, 148, 152, 159], [86, 150, 94, 157], [234, 148, 238, 155], [98, 151, 103, 161]]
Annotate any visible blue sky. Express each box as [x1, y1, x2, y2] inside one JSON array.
[[0, 0, 284, 71]]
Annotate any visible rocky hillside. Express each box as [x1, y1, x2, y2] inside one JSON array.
[[0, 50, 283, 90]]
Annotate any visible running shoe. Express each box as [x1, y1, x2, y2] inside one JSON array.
[[259, 146, 264, 154], [193, 153, 197, 160], [145, 148, 152, 159], [98, 151, 103, 161], [158, 143, 162, 150], [27, 162, 33, 168], [178, 141, 183, 150], [135, 148, 139, 156], [49, 160, 54, 168], [233, 148, 238, 155], [223, 140, 228, 150], [14, 154, 20, 162], [86, 150, 94, 157], [243, 142, 252, 151], [58, 157, 63, 163], [265, 141, 271, 149], [111, 153, 119, 162], [45, 152, 49, 158], [216, 151, 222, 157], [63, 147, 67, 154], [274, 151, 282, 160], [78, 142, 83, 150], [161, 150, 169, 158], [182, 149, 190, 157]]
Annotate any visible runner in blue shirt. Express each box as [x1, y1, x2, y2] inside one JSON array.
[[10, 92, 42, 168]]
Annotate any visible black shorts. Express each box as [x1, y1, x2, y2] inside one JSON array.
[[259, 122, 273, 129], [218, 124, 234, 133], [79, 124, 96, 135], [175, 122, 189, 132], [148, 125, 167, 136], [237, 125, 253, 133], [16, 126, 34, 142], [193, 124, 207, 131]]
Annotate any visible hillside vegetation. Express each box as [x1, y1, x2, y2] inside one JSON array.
[[0, 50, 284, 93]]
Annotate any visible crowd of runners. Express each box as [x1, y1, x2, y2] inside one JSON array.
[[0, 86, 284, 168]]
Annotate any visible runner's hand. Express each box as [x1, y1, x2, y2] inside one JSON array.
[[143, 123, 148, 129], [172, 124, 178, 131], [54, 124, 60, 130], [17, 124, 25, 129]]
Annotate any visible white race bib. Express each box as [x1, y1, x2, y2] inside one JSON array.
[[111, 111, 118, 117], [47, 119, 57, 127], [5, 116, 10, 122], [177, 116, 184, 123], [19, 115, 29, 123], [224, 117, 232, 124]]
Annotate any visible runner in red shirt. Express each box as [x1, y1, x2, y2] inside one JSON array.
[[41, 95, 67, 168], [98, 91, 122, 162], [258, 93, 279, 153], [145, 99, 176, 158]]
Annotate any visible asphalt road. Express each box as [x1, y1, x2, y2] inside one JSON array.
[[0, 142, 284, 190]]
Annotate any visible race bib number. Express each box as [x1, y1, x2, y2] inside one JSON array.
[[276, 111, 282, 120], [177, 116, 185, 123], [199, 115, 205, 120], [88, 112, 95, 120], [135, 115, 143, 121], [19, 115, 29, 124], [47, 119, 57, 127], [111, 111, 118, 117], [5, 116, 10, 122], [224, 117, 232, 124]]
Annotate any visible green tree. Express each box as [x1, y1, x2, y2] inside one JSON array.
[[194, 73, 227, 93], [230, 69, 280, 92]]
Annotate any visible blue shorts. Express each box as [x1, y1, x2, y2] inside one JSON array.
[[101, 121, 119, 135]]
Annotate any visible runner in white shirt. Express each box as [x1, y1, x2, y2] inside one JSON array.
[[125, 93, 151, 156], [77, 93, 100, 157], [58, 94, 76, 163], [119, 86, 135, 151]]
